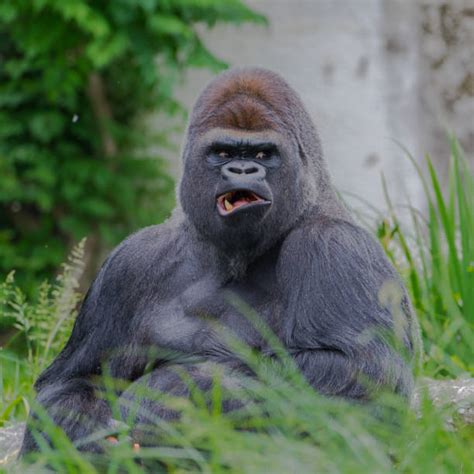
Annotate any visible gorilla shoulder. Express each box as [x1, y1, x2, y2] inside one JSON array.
[[276, 216, 416, 366], [100, 215, 186, 283], [278, 216, 400, 296]]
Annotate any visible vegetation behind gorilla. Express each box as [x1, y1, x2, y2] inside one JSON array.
[[20, 68, 421, 455]]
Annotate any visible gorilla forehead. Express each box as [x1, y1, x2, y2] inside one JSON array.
[[188, 68, 294, 134]]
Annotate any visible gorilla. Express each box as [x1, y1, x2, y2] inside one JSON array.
[[20, 67, 419, 455]]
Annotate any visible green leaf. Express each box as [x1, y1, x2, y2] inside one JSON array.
[[0, 3, 17, 22], [28, 111, 66, 143], [148, 14, 193, 38], [48, 1, 110, 38], [86, 33, 129, 69]]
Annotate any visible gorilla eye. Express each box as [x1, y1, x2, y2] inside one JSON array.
[[218, 151, 229, 159], [255, 151, 267, 159]]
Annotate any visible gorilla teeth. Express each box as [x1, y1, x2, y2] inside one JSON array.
[[217, 190, 266, 215]]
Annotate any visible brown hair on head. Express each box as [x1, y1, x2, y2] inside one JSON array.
[[189, 68, 292, 133], [208, 94, 275, 131]]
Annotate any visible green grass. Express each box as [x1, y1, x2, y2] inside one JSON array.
[[12, 370, 474, 473], [1, 139, 473, 473], [377, 137, 473, 378]]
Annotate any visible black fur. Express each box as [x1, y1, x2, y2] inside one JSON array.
[[20, 68, 420, 455]]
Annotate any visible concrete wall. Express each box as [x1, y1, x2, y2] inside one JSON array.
[[164, 0, 473, 215]]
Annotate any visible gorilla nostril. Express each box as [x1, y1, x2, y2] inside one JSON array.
[[222, 161, 265, 179]]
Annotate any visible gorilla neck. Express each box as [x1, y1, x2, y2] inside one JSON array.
[[186, 219, 283, 281], [183, 202, 337, 281]]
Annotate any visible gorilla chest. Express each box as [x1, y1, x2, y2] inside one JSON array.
[[148, 270, 283, 353]]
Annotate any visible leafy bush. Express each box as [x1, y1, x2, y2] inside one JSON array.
[[0, 0, 265, 290]]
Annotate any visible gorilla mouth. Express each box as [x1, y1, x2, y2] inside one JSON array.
[[217, 190, 270, 216]]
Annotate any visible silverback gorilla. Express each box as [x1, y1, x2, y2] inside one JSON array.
[[21, 68, 419, 455]]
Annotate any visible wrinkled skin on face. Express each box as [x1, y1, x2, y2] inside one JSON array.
[[180, 129, 304, 253]]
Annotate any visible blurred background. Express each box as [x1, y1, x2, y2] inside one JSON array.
[[1, 2, 474, 463], [1, 0, 472, 290]]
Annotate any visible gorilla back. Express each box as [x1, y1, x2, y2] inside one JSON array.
[[20, 68, 420, 455]]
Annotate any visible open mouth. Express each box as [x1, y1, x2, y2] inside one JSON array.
[[216, 190, 270, 216]]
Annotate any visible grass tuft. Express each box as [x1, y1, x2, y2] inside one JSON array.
[[377, 137, 473, 377]]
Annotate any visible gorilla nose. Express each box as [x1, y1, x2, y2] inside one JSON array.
[[222, 160, 266, 180]]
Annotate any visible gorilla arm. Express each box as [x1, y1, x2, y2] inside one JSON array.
[[278, 219, 416, 400], [20, 234, 157, 455]]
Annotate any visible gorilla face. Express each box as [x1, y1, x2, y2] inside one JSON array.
[[180, 127, 306, 254]]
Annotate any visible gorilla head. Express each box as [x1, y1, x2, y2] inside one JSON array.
[[179, 68, 346, 255]]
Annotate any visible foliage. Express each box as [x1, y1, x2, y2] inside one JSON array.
[[377, 137, 473, 378], [1, 288, 472, 472], [0, 240, 85, 424], [15, 374, 474, 473], [0, 0, 266, 291]]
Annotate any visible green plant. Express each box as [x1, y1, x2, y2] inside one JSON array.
[[378, 137, 473, 377], [0, 240, 85, 423], [13, 330, 474, 473], [0, 0, 266, 291], [3, 281, 470, 473]]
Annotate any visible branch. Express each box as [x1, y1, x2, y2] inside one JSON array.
[[86, 72, 117, 157]]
